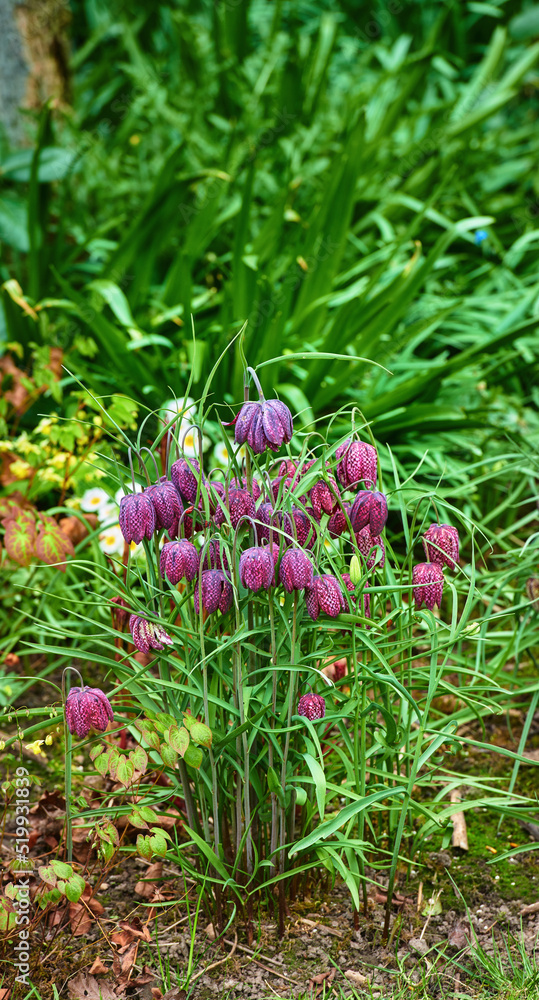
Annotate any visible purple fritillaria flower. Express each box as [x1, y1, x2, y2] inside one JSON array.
[[354, 526, 385, 570], [171, 457, 206, 504], [234, 398, 293, 454], [65, 686, 114, 738], [412, 562, 444, 611], [194, 570, 233, 615], [213, 488, 256, 529], [146, 477, 183, 531], [423, 523, 459, 570], [305, 574, 347, 620], [349, 490, 388, 536], [297, 693, 326, 720], [119, 491, 156, 544], [239, 546, 275, 592], [279, 548, 314, 592], [160, 540, 199, 584], [335, 439, 378, 490], [129, 615, 174, 654]]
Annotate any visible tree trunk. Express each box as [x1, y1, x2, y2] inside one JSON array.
[[0, 0, 70, 147]]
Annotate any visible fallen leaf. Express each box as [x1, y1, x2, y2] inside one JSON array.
[[135, 861, 163, 897], [67, 973, 116, 999], [344, 970, 370, 987], [69, 902, 92, 936], [308, 968, 335, 997], [89, 957, 109, 975]]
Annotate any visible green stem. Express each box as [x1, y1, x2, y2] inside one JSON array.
[[279, 592, 298, 871]]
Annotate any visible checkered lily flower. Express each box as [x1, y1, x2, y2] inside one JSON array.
[[129, 615, 174, 654], [239, 546, 275, 592], [160, 540, 199, 584], [119, 491, 156, 544], [194, 570, 234, 615], [423, 523, 459, 570], [349, 490, 388, 536], [297, 693, 326, 720], [234, 398, 293, 454], [146, 477, 183, 531], [65, 686, 114, 738], [279, 548, 314, 592], [305, 574, 347, 620], [412, 563, 444, 611], [336, 439, 378, 490]]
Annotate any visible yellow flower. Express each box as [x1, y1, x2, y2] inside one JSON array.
[[45, 734, 53, 745], [26, 740, 46, 756], [39, 468, 63, 486], [0, 741, 5, 751], [35, 416, 57, 435], [13, 433, 41, 456], [47, 451, 71, 470], [0, 441, 13, 453], [9, 460, 32, 480]]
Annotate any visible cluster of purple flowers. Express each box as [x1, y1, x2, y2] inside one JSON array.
[[114, 391, 460, 723]]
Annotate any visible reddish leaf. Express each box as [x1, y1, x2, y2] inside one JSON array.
[[36, 523, 75, 570], [4, 517, 37, 566]]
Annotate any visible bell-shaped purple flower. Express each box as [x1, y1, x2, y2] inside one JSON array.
[[280, 508, 317, 549], [231, 476, 262, 501], [214, 488, 256, 529], [412, 563, 444, 611], [146, 477, 183, 531], [297, 693, 326, 721], [279, 548, 314, 592], [354, 526, 385, 570], [350, 490, 388, 536], [254, 502, 277, 543], [129, 614, 174, 654], [239, 546, 275, 592], [194, 570, 233, 615], [305, 574, 347, 620], [65, 686, 114, 738], [423, 523, 459, 570], [119, 491, 156, 544], [234, 398, 293, 454], [171, 457, 206, 504], [202, 539, 230, 573], [160, 540, 199, 584], [336, 439, 378, 490], [309, 475, 340, 520], [328, 505, 351, 539], [271, 475, 307, 505]]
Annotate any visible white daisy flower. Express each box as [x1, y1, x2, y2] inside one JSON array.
[[97, 500, 118, 524], [213, 439, 247, 467], [98, 524, 125, 555], [81, 487, 110, 513], [179, 426, 210, 456], [159, 396, 196, 427]]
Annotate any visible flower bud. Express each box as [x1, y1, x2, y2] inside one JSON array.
[[65, 686, 114, 738]]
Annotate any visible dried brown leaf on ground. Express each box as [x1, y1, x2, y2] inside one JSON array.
[[448, 917, 471, 949], [344, 970, 370, 987], [67, 972, 117, 1000], [308, 968, 336, 997], [135, 861, 163, 897], [89, 957, 110, 975]]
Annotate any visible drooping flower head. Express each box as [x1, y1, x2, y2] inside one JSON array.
[[119, 491, 156, 544], [354, 526, 385, 570], [349, 490, 388, 536], [65, 686, 114, 738], [171, 457, 206, 504], [279, 508, 317, 550], [160, 540, 199, 584], [336, 439, 378, 490], [201, 539, 230, 573], [412, 563, 444, 611], [279, 548, 314, 592], [327, 504, 351, 539], [129, 615, 174, 654], [214, 488, 256, 529], [194, 570, 233, 615], [423, 523, 459, 570], [254, 502, 277, 543], [297, 693, 326, 721], [146, 477, 183, 530], [305, 574, 347, 620], [234, 398, 293, 454], [239, 546, 275, 592]]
